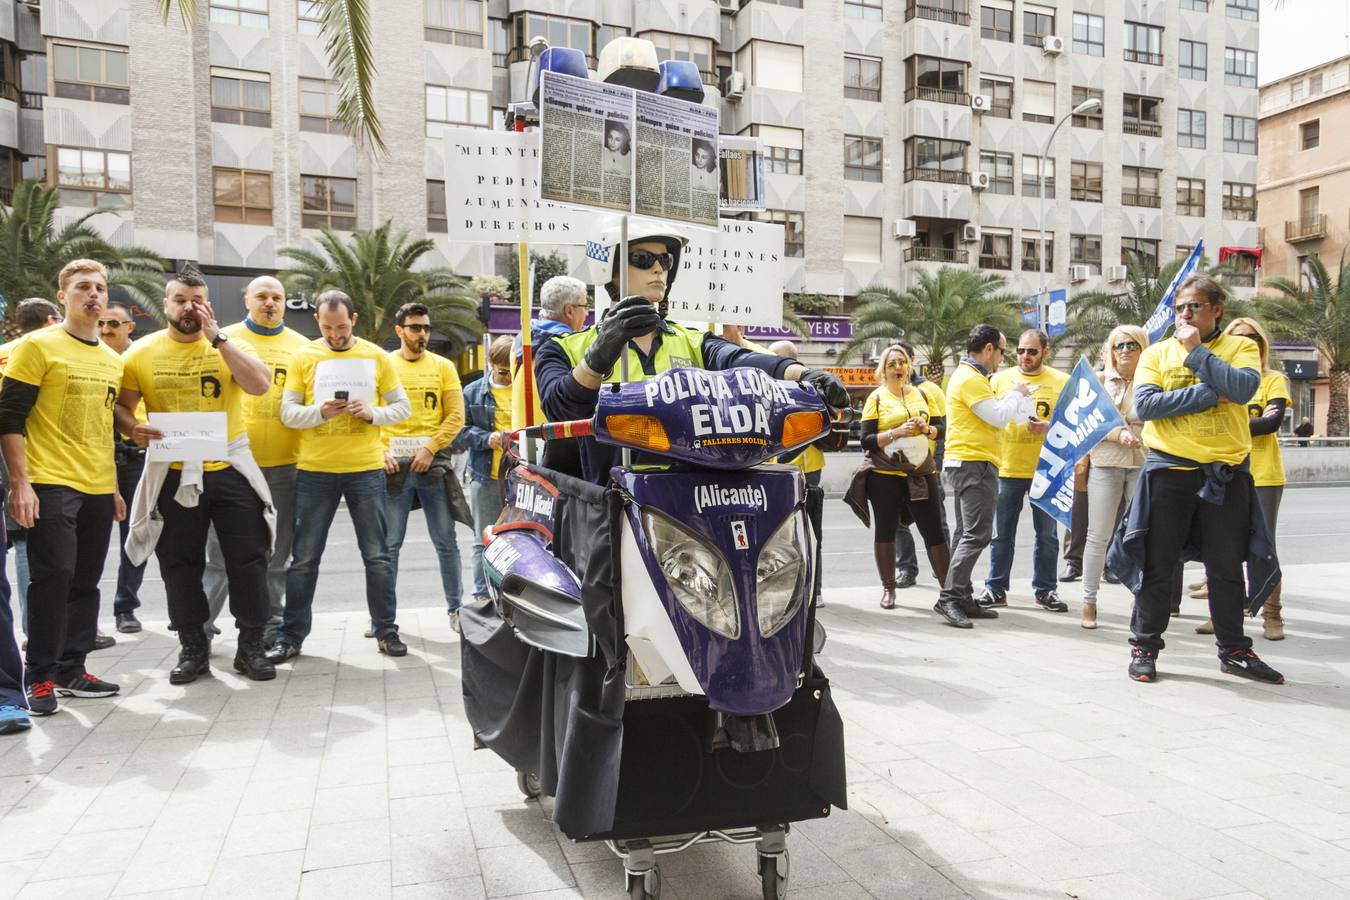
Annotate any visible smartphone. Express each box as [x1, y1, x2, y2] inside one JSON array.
[[334, 390, 349, 401]]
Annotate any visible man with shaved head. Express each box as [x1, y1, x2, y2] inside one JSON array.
[[203, 275, 309, 642]]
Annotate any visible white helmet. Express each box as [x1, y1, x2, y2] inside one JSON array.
[[585, 217, 689, 302]]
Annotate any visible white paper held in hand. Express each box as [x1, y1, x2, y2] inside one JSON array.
[[147, 412, 228, 463], [315, 358, 377, 403]]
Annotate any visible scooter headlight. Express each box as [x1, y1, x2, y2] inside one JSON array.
[[756, 513, 807, 637], [640, 508, 739, 639]]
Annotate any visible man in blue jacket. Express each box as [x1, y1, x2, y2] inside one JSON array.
[[454, 336, 515, 603]]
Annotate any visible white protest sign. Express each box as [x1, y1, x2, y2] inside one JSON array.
[[538, 71, 637, 215], [665, 218, 786, 327], [147, 412, 228, 463], [314, 358, 376, 403], [633, 90, 720, 228], [389, 435, 429, 459], [718, 135, 766, 214]]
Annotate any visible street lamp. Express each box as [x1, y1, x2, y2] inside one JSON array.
[[1038, 96, 1101, 325]]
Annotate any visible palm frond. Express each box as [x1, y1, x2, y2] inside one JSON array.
[[320, 0, 385, 155], [157, 0, 196, 25]]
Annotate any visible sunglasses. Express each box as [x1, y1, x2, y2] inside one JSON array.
[[1113, 341, 1142, 352], [1174, 301, 1210, 314], [1015, 348, 1042, 356], [401, 323, 431, 333], [97, 319, 131, 328], [629, 250, 674, 272]]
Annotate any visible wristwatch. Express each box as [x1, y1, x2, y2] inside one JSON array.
[[211, 332, 229, 349]]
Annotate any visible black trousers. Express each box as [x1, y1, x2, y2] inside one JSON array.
[[25, 485, 113, 684], [866, 471, 946, 547], [1130, 468, 1254, 655], [113, 448, 147, 614], [157, 467, 269, 636]]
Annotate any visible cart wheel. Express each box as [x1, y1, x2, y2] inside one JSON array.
[[626, 867, 661, 900], [516, 771, 541, 800], [758, 850, 789, 900]]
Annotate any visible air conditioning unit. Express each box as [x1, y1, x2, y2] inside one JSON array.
[[723, 71, 745, 101], [1041, 35, 1065, 56], [962, 223, 981, 243], [970, 171, 991, 190], [719, 0, 737, 9], [893, 218, 916, 239], [1106, 265, 1128, 282], [1069, 265, 1091, 283], [971, 93, 992, 113]]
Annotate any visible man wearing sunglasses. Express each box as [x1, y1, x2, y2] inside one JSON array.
[[1112, 274, 1283, 685], [511, 276, 589, 476]]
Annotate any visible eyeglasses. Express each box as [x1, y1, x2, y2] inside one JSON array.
[[1112, 341, 1142, 352], [1174, 301, 1210, 314], [629, 250, 674, 272], [97, 319, 131, 328], [401, 323, 431, 333], [1015, 348, 1042, 356]]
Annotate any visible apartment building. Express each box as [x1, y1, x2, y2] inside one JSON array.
[[14, 0, 1260, 340]]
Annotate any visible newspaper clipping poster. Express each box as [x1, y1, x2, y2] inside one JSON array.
[[666, 218, 785, 326], [634, 91, 720, 229], [718, 135, 765, 214], [538, 71, 634, 213]]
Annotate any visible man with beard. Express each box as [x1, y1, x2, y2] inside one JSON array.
[[117, 272, 276, 684], [98, 301, 148, 634], [268, 291, 411, 662], [202, 276, 309, 642], [382, 303, 465, 631]]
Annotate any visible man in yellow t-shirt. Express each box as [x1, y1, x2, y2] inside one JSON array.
[[382, 303, 466, 631], [202, 276, 310, 640], [935, 325, 1037, 629], [0, 261, 125, 713], [979, 330, 1069, 613], [270, 291, 411, 662], [118, 272, 276, 685]]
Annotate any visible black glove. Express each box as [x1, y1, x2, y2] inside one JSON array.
[[583, 296, 664, 376], [799, 367, 850, 410]]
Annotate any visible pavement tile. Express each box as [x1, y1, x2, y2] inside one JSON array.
[[220, 808, 312, 858], [303, 817, 392, 870], [14, 874, 120, 900], [391, 831, 481, 886], [298, 860, 392, 900], [391, 876, 487, 899], [203, 848, 303, 899], [477, 841, 574, 897], [311, 782, 390, 826]]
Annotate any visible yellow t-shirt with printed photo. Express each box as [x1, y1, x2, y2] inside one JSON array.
[[121, 330, 257, 472], [991, 365, 1068, 479], [4, 327, 124, 494], [285, 337, 402, 474], [384, 350, 464, 456], [944, 362, 1002, 465], [220, 322, 310, 468], [1249, 370, 1291, 487], [1136, 333, 1261, 466], [861, 383, 932, 477]]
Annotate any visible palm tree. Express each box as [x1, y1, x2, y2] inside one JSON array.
[[278, 222, 484, 354], [1260, 253, 1350, 436], [838, 267, 1022, 380], [160, 1, 381, 152], [0, 180, 167, 338]]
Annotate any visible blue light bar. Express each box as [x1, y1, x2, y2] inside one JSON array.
[[657, 60, 705, 103], [530, 47, 590, 105]]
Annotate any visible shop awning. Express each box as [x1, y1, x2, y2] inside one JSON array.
[[1219, 246, 1263, 265]]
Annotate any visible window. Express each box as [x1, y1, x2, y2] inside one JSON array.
[[1023, 80, 1054, 123], [510, 14, 591, 63], [1022, 234, 1053, 271], [213, 168, 271, 225], [1182, 0, 1209, 9], [979, 151, 1014, 194], [981, 76, 1013, 117], [210, 0, 268, 28], [754, 209, 804, 257], [1123, 22, 1163, 65], [21, 154, 45, 184], [1310, 73, 1323, 94], [1227, 0, 1258, 21], [210, 72, 270, 127], [1222, 181, 1256, 220], [1123, 94, 1162, 137], [755, 125, 803, 175], [1072, 13, 1103, 56], [1178, 109, 1206, 148], [52, 146, 131, 207], [426, 0, 485, 47], [981, 5, 1013, 42], [597, 24, 629, 48], [490, 19, 508, 67], [1223, 115, 1257, 154], [846, 54, 883, 102], [905, 56, 966, 103], [1177, 245, 1195, 261], [1121, 238, 1159, 271], [843, 217, 882, 263], [844, 136, 883, 182], [1291, 80, 1305, 103], [1072, 86, 1103, 128], [1299, 186, 1319, 228], [1071, 233, 1102, 273], [19, 52, 45, 108], [1071, 160, 1102, 202], [1225, 47, 1257, 87], [301, 174, 356, 230], [1180, 40, 1207, 80], [299, 78, 341, 133], [50, 41, 129, 104], [844, 0, 882, 20], [737, 42, 803, 92], [1122, 166, 1161, 208], [646, 32, 714, 84], [298, 0, 322, 35], [426, 84, 491, 136], [904, 136, 968, 183], [1302, 120, 1320, 150], [1023, 5, 1055, 47], [427, 180, 447, 233], [979, 231, 1012, 270], [1022, 155, 1054, 198]]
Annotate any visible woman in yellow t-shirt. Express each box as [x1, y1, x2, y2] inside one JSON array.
[[859, 345, 949, 610]]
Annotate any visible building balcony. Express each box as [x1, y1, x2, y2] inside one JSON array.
[[1286, 214, 1326, 243], [1123, 192, 1161, 208], [904, 245, 968, 264], [904, 167, 968, 185], [904, 86, 970, 106], [905, 2, 970, 26], [1122, 121, 1161, 137], [1123, 49, 1163, 66], [20, 91, 42, 110]]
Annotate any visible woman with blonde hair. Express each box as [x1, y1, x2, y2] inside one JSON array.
[[1080, 324, 1149, 628]]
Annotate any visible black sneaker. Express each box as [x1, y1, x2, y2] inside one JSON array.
[[1128, 648, 1157, 682], [896, 571, 918, 589], [264, 642, 300, 664], [1059, 565, 1082, 583], [26, 680, 58, 716], [115, 612, 142, 633], [1220, 648, 1285, 684], [55, 672, 120, 698], [92, 632, 116, 651], [1103, 570, 1121, 585], [1035, 590, 1069, 613], [933, 599, 973, 629], [977, 587, 1007, 608], [378, 634, 408, 657]]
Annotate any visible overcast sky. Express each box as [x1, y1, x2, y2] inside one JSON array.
[[1260, 0, 1350, 84]]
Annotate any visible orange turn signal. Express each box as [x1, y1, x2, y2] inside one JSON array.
[[604, 414, 671, 452], [781, 410, 828, 449]]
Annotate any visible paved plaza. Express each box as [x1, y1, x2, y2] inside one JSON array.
[[3, 497, 1350, 899]]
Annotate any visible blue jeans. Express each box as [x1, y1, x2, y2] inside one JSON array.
[[282, 469, 396, 644], [12, 539, 28, 634], [386, 471, 463, 612], [469, 478, 503, 599], [985, 476, 1059, 595], [0, 484, 23, 710]]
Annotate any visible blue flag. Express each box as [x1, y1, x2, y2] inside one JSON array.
[[1142, 241, 1203, 344], [1029, 358, 1125, 529]]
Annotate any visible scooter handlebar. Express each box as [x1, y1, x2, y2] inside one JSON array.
[[507, 419, 594, 453]]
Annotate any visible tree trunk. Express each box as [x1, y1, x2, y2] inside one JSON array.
[[1328, 365, 1350, 437], [924, 361, 946, 382]]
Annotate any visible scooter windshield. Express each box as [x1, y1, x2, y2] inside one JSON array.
[[594, 367, 829, 470]]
